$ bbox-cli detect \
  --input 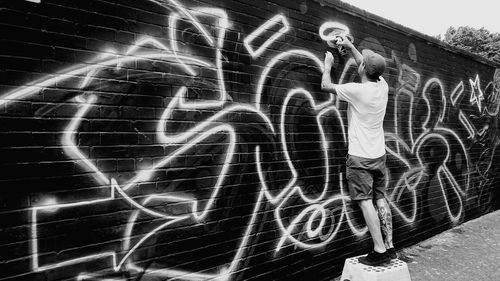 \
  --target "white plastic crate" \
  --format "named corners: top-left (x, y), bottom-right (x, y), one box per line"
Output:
top-left (340, 255), bottom-right (411, 281)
